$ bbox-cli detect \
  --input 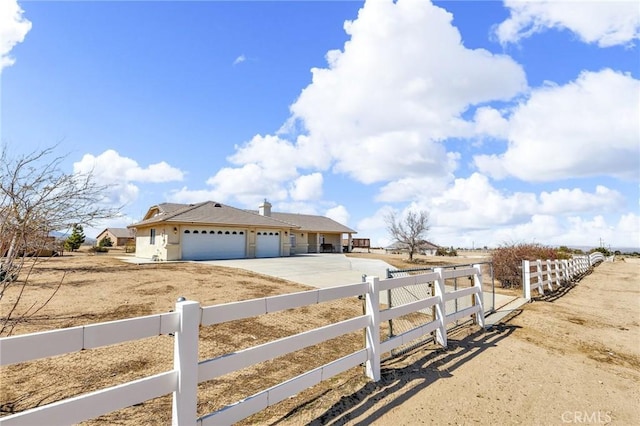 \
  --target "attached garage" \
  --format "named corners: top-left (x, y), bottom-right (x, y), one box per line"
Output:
top-left (256, 231), bottom-right (281, 258)
top-left (182, 229), bottom-right (246, 260)
top-left (129, 200), bottom-right (356, 261)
